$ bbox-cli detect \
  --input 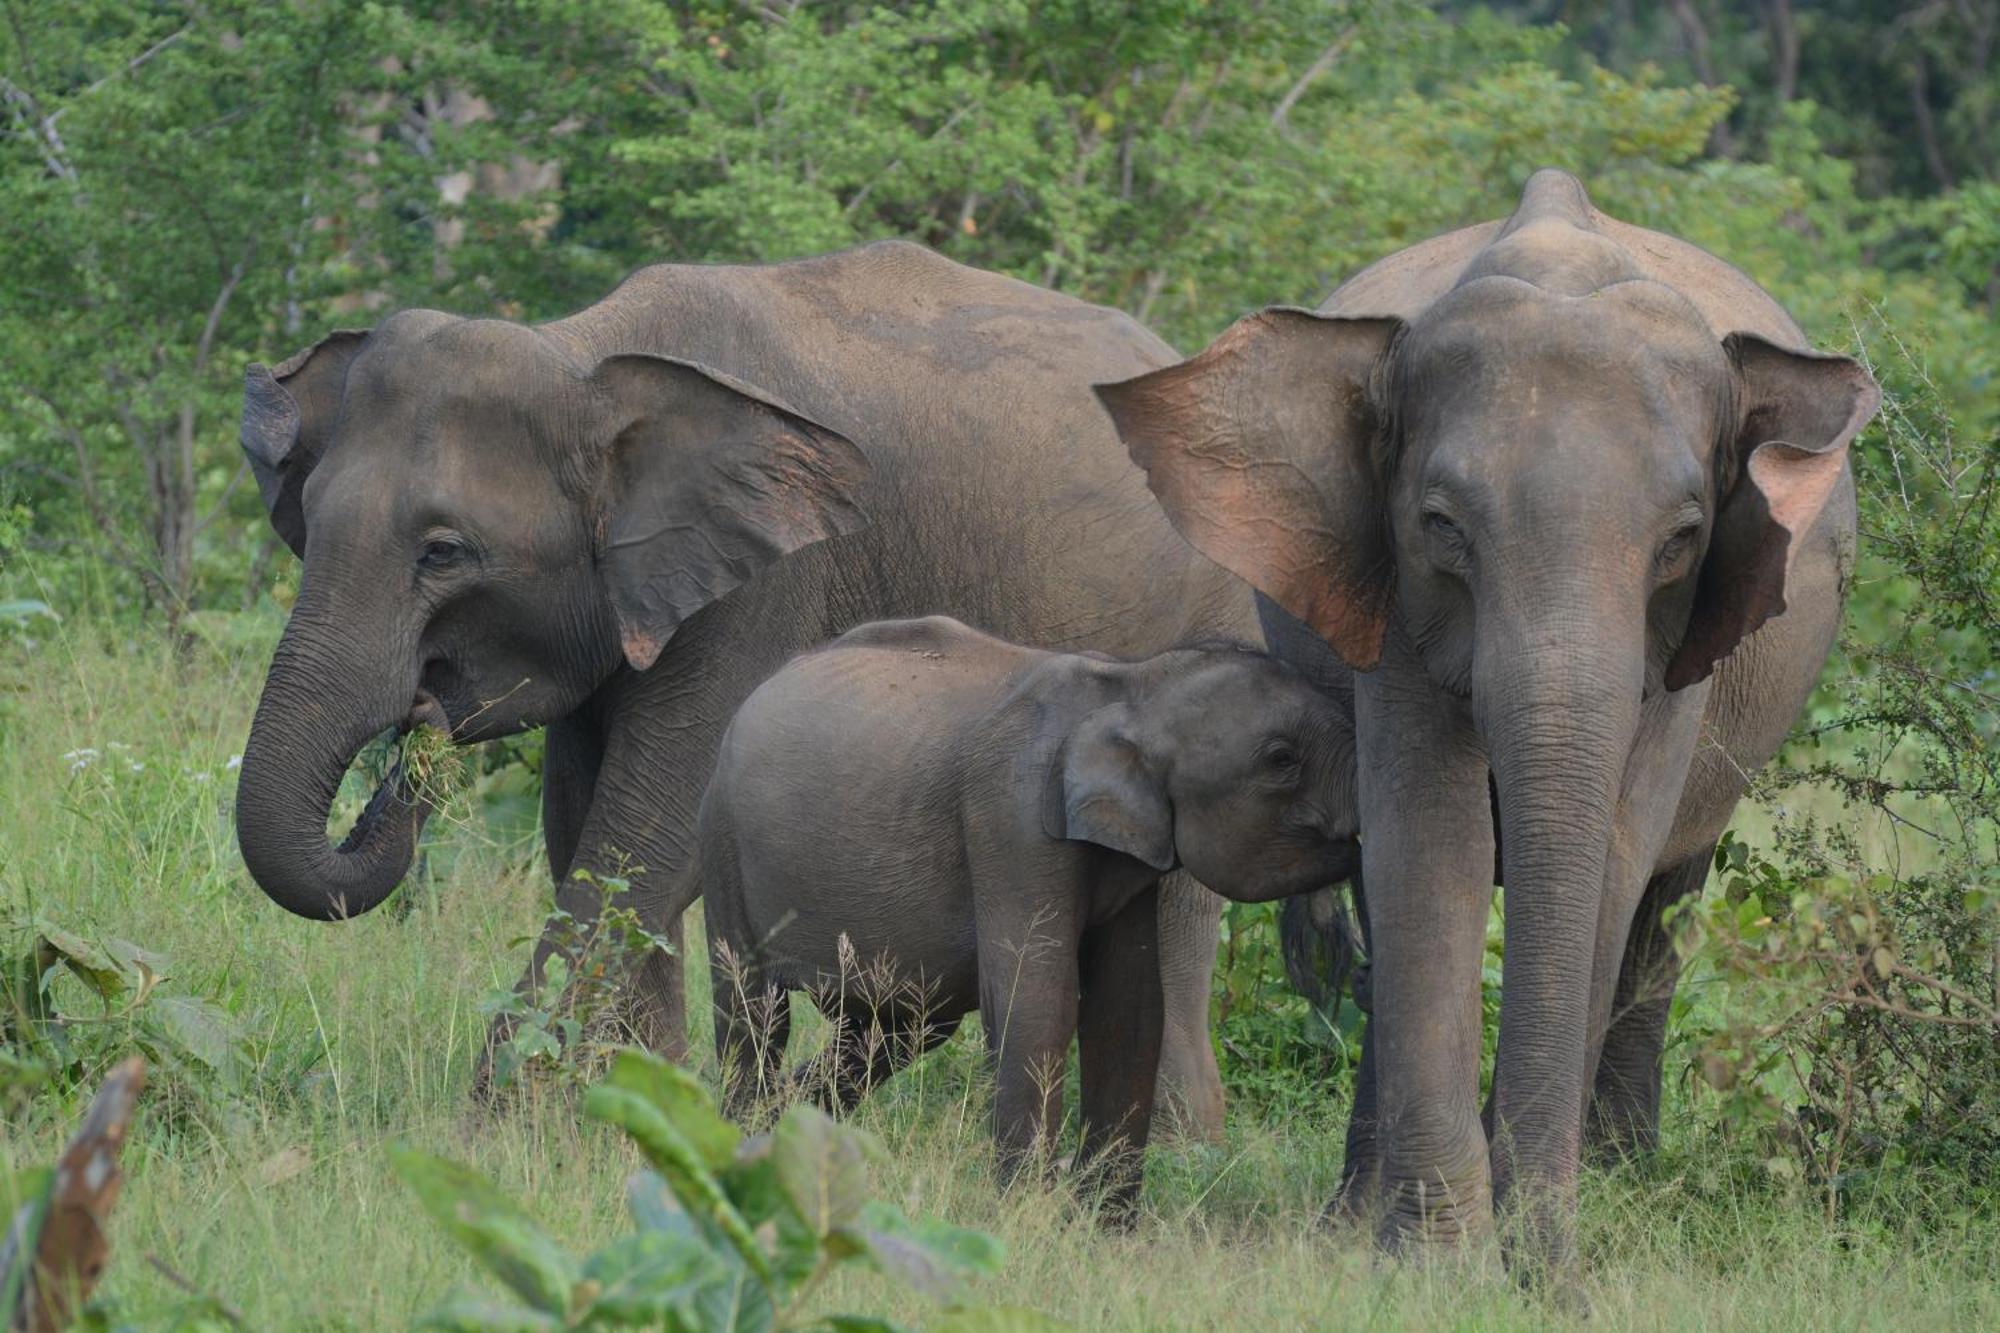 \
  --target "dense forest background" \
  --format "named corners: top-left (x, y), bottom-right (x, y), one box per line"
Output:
top-left (2, 0), bottom-right (1995, 623)
top-left (3, 0), bottom-right (1997, 1261)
